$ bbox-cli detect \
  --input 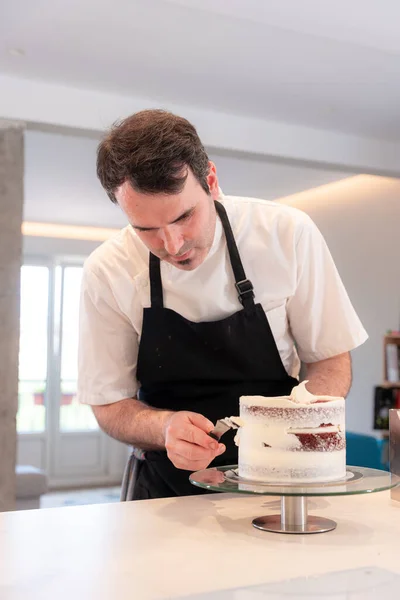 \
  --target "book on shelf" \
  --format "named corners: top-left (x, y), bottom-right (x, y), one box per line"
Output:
top-left (386, 343), bottom-right (400, 382)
